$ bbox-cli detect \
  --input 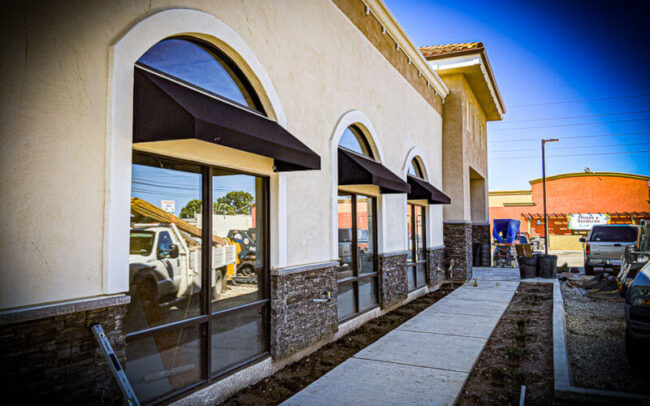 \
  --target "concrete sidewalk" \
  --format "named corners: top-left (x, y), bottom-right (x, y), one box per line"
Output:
top-left (282, 268), bottom-right (520, 406)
